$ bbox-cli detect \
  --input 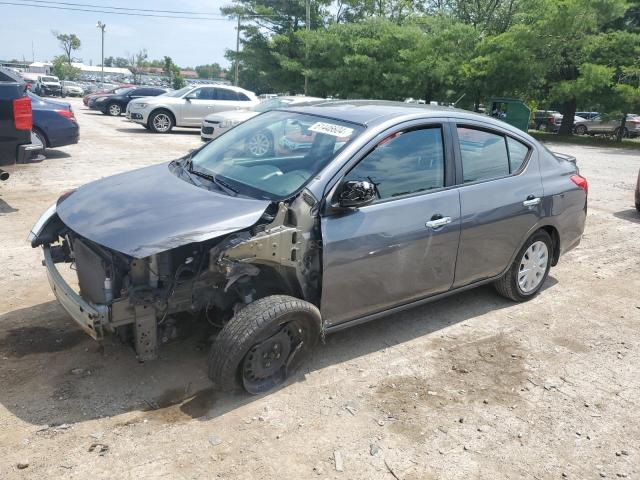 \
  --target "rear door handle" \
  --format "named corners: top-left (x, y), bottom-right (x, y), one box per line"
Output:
top-left (426, 216), bottom-right (452, 228)
top-left (523, 196), bottom-right (541, 207)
